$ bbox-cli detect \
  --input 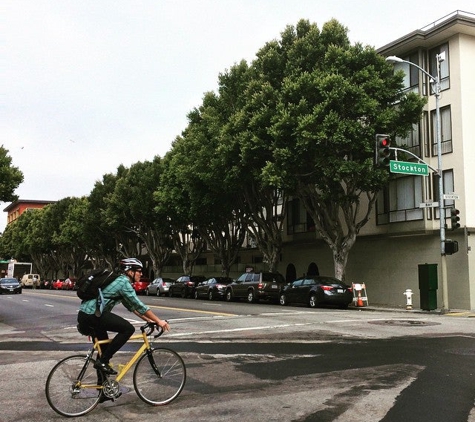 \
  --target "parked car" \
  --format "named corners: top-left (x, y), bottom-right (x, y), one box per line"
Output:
top-left (194, 277), bottom-right (234, 300)
top-left (51, 279), bottom-right (65, 290)
top-left (62, 278), bottom-right (77, 290)
top-left (132, 277), bottom-right (150, 295)
top-left (40, 279), bottom-right (51, 289)
top-left (20, 273), bottom-right (41, 288)
top-left (169, 275), bottom-right (206, 298)
top-left (279, 276), bottom-right (353, 309)
top-left (0, 278), bottom-right (22, 294)
top-left (146, 277), bottom-right (175, 297)
top-left (225, 271), bottom-right (286, 303)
